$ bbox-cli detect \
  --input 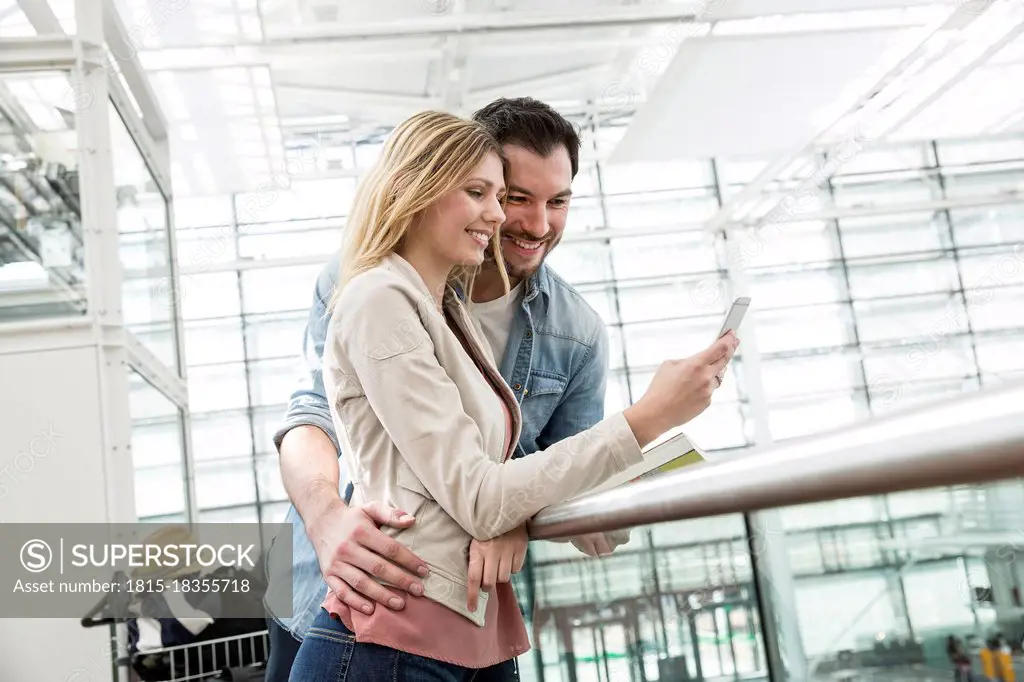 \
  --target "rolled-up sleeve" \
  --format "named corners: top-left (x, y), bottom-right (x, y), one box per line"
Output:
top-left (272, 262), bottom-right (341, 457)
